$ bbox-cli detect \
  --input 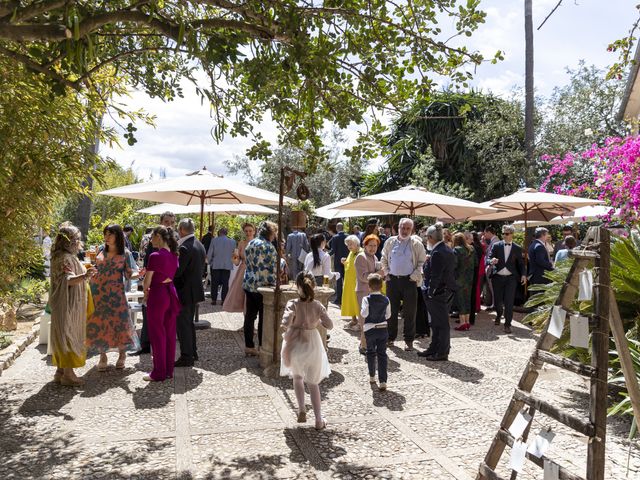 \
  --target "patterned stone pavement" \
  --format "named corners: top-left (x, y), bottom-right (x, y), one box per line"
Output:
top-left (0, 304), bottom-right (638, 479)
